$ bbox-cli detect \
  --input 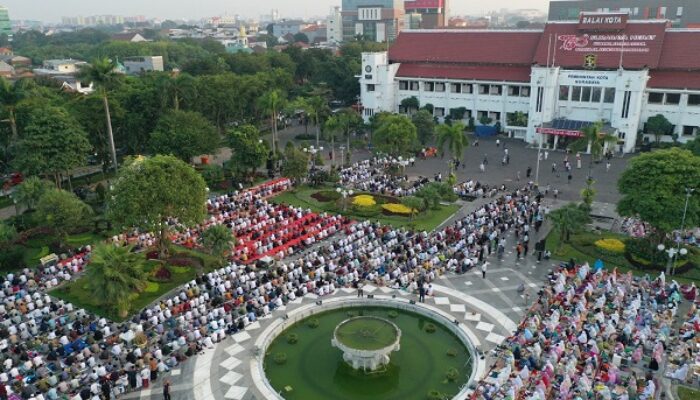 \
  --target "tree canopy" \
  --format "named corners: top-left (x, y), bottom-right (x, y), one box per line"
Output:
top-left (372, 114), bottom-right (417, 157)
top-left (646, 114), bottom-right (672, 143)
top-left (107, 155), bottom-right (208, 255)
top-left (617, 148), bottom-right (700, 240)
top-left (149, 109), bottom-right (220, 162)
top-left (412, 109), bottom-right (435, 145)
top-left (36, 189), bottom-right (93, 244)
top-left (227, 124), bottom-right (268, 179)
